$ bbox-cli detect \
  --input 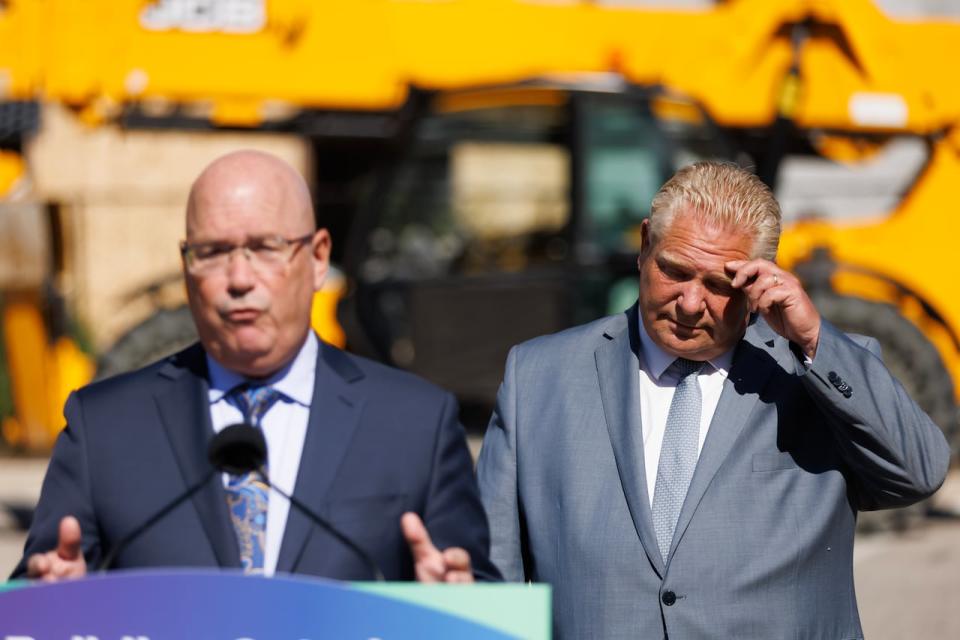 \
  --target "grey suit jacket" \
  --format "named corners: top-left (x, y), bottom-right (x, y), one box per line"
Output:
top-left (477, 305), bottom-right (950, 639)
